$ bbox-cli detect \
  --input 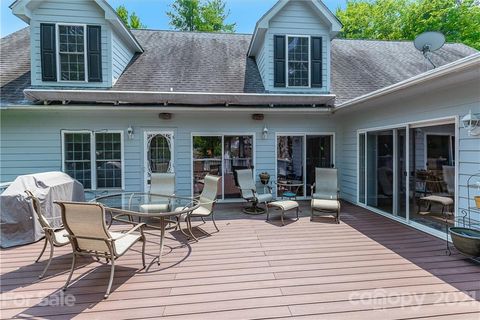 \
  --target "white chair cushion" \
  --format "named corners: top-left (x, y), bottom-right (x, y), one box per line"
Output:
top-left (140, 203), bottom-right (170, 213)
top-left (420, 195), bottom-right (454, 206)
top-left (311, 199), bottom-right (340, 211)
top-left (53, 228), bottom-right (70, 245)
top-left (257, 193), bottom-right (273, 203)
top-left (269, 200), bottom-right (299, 211)
top-left (111, 231), bottom-right (142, 256)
